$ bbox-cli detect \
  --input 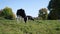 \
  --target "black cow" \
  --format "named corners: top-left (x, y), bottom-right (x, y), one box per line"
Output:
top-left (16, 9), bottom-right (27, 23)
